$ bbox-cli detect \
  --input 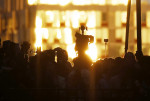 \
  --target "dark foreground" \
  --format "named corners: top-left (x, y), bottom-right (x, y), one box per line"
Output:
top-left (0, 40), bottom-right (150, 101)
